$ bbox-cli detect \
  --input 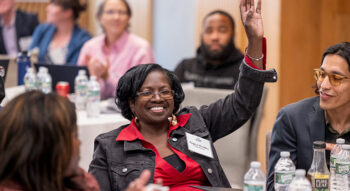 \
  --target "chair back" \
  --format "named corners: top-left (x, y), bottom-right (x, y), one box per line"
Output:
top-left (181, 86), bottom-right (268, 189)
